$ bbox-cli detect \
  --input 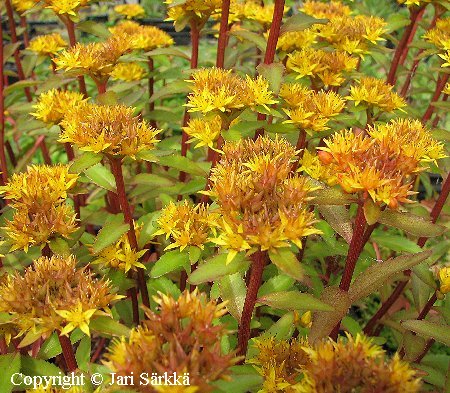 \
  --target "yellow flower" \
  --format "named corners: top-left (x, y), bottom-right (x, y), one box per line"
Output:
top-left (209, 136), bottom-right (320, 255)
top-left (347, 76), bottom-right (407, 112)
top-left (104, 290), bottom-right (237, 392)
top-left (31, 89), bottom-right (87, 125)
top-left (166, 0), bottom-right (222, 30)
top-left (28, 33), bottom-right (67, 57)
top-left (0, 255), bottom-right (121, 341)
top-left (110, 22), bottom-right (174, 51)
top-left (438, 266), bottom-right (450, 294)
top-left (54, 34), bottom-right (132, 83)
top-left (60, 103), bottom-right (160, 158)
top-left (443, 82), bottom-right (450, 95)
top-left (423, 17), bottom-right (450, 51)
top-left (301, 0), bottom-right (351, 19)
top-left (42, 0), bottom-right (91, 16)
top-left (277, 29), bottom-right (317, 53)
top-left (11, 0), bottom-right (36, 14)
top-left (110, 62), bottom-right (146, 81)
top-left (186, 67), bottom-right (277, 114)
top-left (114, 3), bottom-right (145, 19)
top-left (439, 50), bottom-right (450, 67)
top-left (299, 150), bottom-right (337, 185)
top-left (398, 0), bottom-right (432, 7)
top-left (287, 49), bottom-right (359, 87)
top-left (56, 301), bottom-right (97, 337)
top-left (155, 200), bottom-right (217, 251)
top-left (184, 115), bottom-right (222, 149)
top-left (281, 84), bottom-right (346, 132)
top-left (243, 1), bottom-right (288, 27)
